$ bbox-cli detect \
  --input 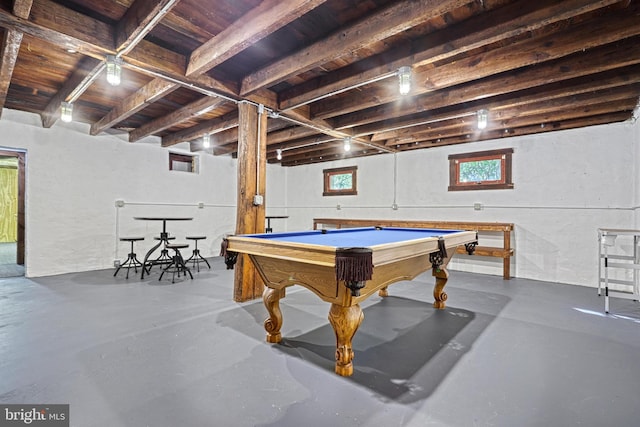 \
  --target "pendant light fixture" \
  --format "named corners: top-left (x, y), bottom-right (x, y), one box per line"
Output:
top-left (477, 109), bottom-right (489, 130)
top-left (343, 137), bottom-right (351, 152)
top-left (106, 55), bottom-right (123, 86)
top-left (60, 101), bottom-right (73, 122)
top-left (397, 66), bottom-right (412, 95)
